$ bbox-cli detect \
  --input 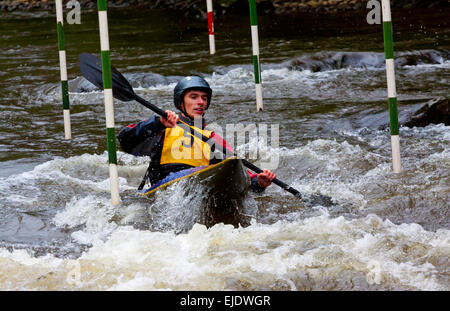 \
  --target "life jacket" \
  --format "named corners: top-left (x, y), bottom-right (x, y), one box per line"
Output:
top-left (160, 122), bottom-right (214, 167)
top-left (128, 114), bottom-right (260, 190)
